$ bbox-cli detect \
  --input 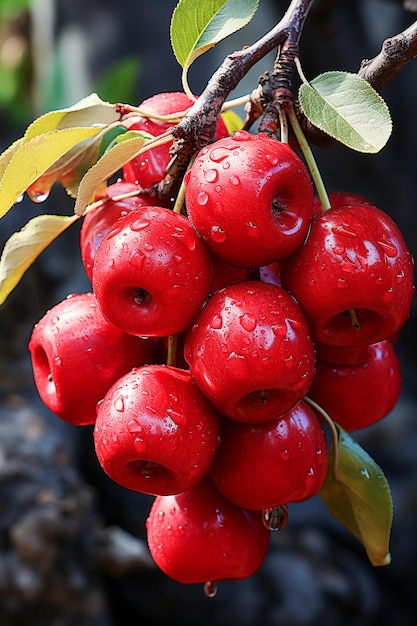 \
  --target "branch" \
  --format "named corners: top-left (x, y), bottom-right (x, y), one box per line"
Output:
top-left (358, 18), bottom-right (417, 92)
top-left (158, 0), bottom-right (314, 198)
